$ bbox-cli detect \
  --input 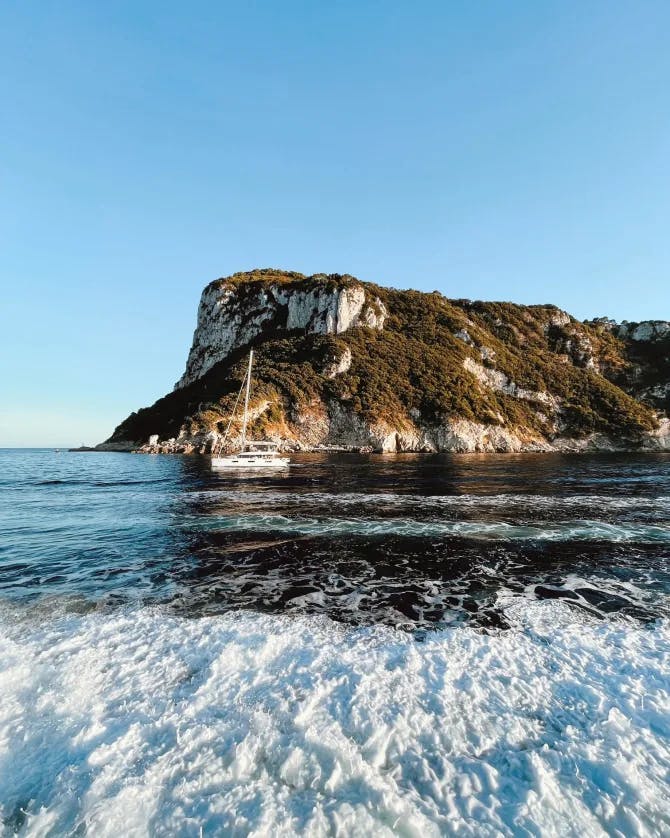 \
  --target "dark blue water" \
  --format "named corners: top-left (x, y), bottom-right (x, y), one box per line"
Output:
top-left (2, 449), bottom-right (670, 627)
top-left (2, 449), bottom-right (670, 835)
